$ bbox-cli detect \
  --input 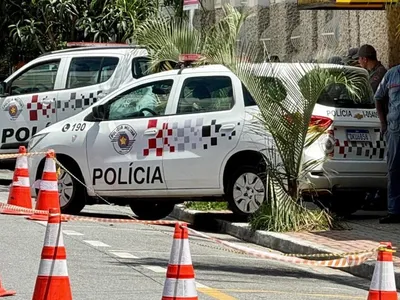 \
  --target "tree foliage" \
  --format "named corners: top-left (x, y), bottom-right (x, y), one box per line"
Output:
top-left (0, 0), bottom-right (161, 71)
